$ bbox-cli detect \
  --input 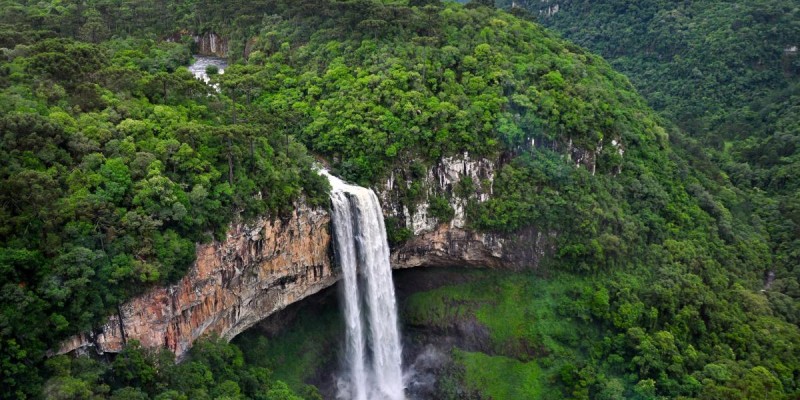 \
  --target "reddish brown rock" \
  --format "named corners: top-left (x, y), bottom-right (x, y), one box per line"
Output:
top-left (59, 205), bottom-right (334, 359)
top-left (58, 156), bottom-right (557, 359)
